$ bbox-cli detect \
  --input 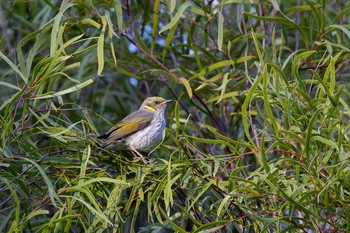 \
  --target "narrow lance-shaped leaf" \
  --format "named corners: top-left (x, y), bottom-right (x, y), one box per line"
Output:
top-left (179, 77), bottom-right (193, 99)
top-left (151, 0), bottom-right (161, 56)
top-left (113, 0), bottom-right (123, 32)
top-left (304, 108), bottom-right (322, 160)
top-left (291, 50), bottom-right (316, 89)
top-left (217, 7), bottom-right (224, 51)
top-left (21, 157), bottom-right (63, 207)
top-left (50, 1), bottom-right (76, 55)
top-left (190, 57), bottom-right (253, 81)
top-left (81, 19), bottom-right (101, 29)
top-left (242, 72), bottom-right (264, 145)
top-left (262, 65), bottom-right (279, 136)
top-left (104, 10), bottom-right (118, 66)
top-left (214, 72), bottom-right (230, 104)
top-left (33, 79), bottom-right (94, 102)
top-left (169, 0), bottom-right (176, 14)
top-left (0, 52), bottom-right (26, 83)
top-left (159, 1), bottom-right (205, 34)
top-left (97, 16), bottom-right (107, 75)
